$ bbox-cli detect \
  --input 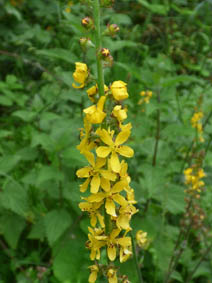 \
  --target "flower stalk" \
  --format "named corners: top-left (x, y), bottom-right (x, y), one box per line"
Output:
top-left (93, 0), bottom-right (105, 96)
